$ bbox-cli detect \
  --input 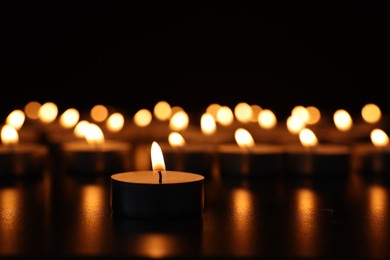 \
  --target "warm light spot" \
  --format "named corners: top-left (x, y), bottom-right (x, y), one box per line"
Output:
top-left (206, 103), bottom-right (222, 120)
top-left (74, 120), bottom-right (90, 138)
top-left (1, 125), bottom-right (19, 145)
top-left (306, 106), bottom-right (321, 125)
top-left (136, 234), bottom-right (175, 259)
top-left (258, 109), bottom-right (277, 129)
top-left (90, 104), bottom-right (109, 123)
top-left (286, 114), bottom-right (305, 134)
top-left (154, 100), bottom-right (172, 121)
top-left (24, 101), bottom-right (41, 120)
top-left (134, 109), bottom-right (152, 127)
top-left (106, 112), bottom-right (124, 133)
top-left (297, 188), bottom-right (316, 215)
top-left (169, 110), bottom-right (189, 131)
top-left (216, 106), bottom-right (234, 126)
top-left (291, 106), bottom-right (309, 124)
top-left (59, 108), bottom-right (80, 129)
top-left (38, 102), bottom-right (58, 124)
top-left (369, 185), bottom-right (387, 222)
top-left (170, 106), bottom-right (185, 116)
top-left (299, 128), bottom-right (318, 148)
top-left (84, 123), bottom-right (104, 146)
top-left (201, 113), bottom-right (217, 136)
top-left (250, 104), bottom-right (262, 123)
top-left (151, 141), bottom-right (166, 171)
top-left (234, 102), bottom-right (253, 124)
top-left (168, 132), bottom-right (186, 148)
top-left (235, 128), bottom-right (255, 149)
top-left (362, 103), bottom-right (381, 124)
top-left (6, 110), bottom-right (25, 130)
top-left (371, 128), bottom-right (389, 148)
top-left (333, 109), bottom-right (353, 131)
top-left (232, 188), bottom-right (253, 217)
